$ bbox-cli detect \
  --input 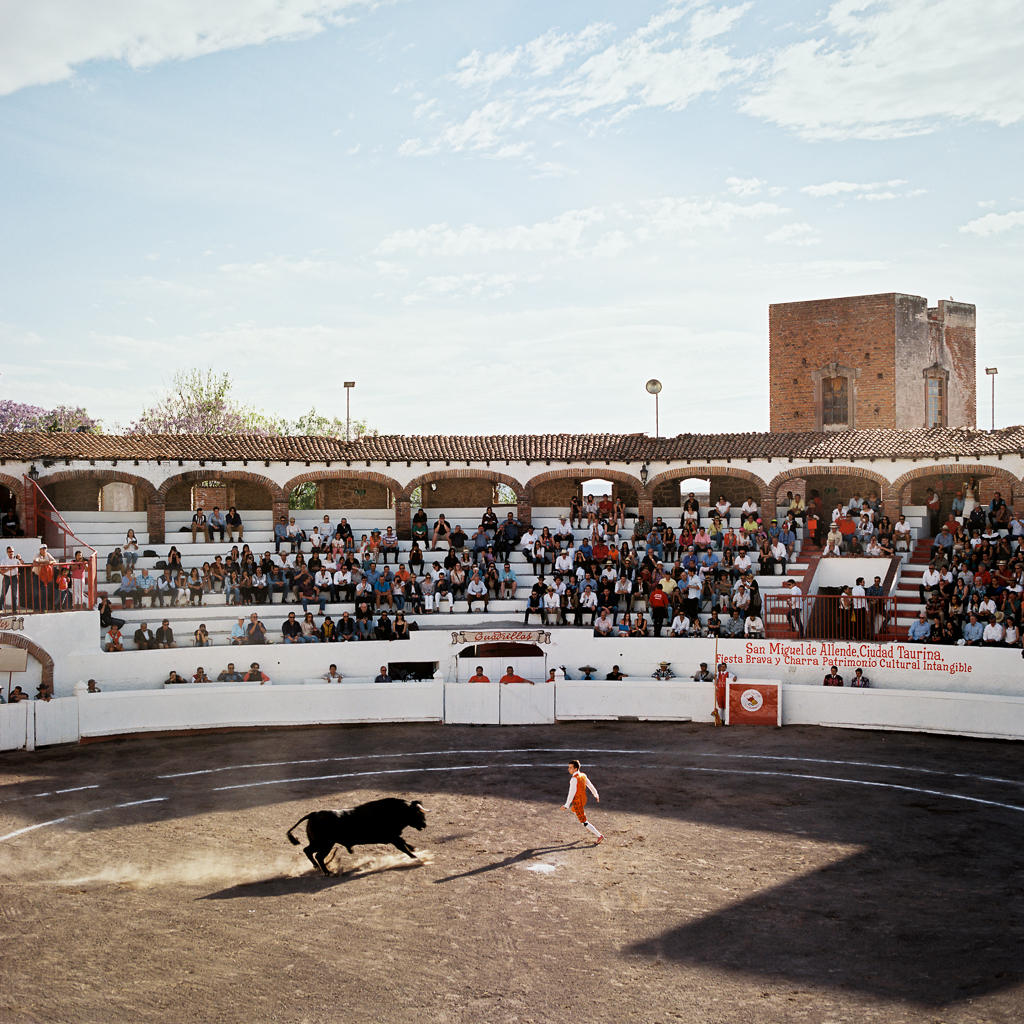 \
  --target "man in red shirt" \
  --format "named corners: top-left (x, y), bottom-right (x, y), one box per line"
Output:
top-left (648, 583), bottom-right (670, 637)
top-left (499, 666), bottom-right (532, 685)
top-left (468, 666), bottom-right (490, 682)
